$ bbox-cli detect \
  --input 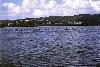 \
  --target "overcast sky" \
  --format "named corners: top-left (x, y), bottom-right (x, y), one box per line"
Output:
top-left (0, 0), bottom-right (100, 20)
